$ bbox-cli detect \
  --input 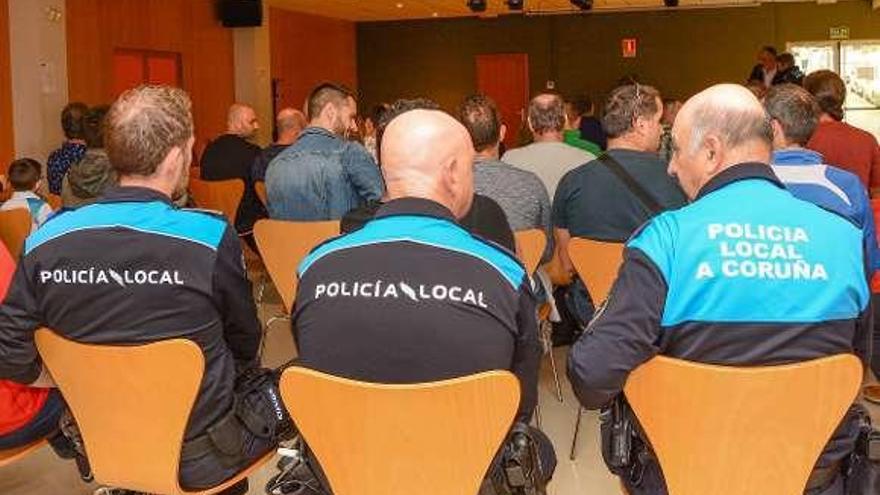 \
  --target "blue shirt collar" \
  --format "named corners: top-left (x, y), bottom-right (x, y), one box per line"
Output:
top-left (772, 148), bottom-right (824, 166)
